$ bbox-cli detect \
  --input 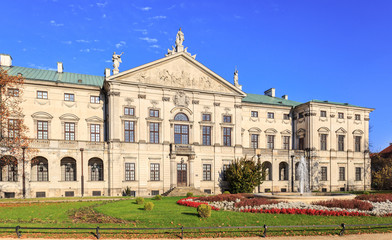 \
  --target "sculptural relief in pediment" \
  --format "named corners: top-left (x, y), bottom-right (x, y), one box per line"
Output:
top-left (119, 58), bottom-right (233, 94)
